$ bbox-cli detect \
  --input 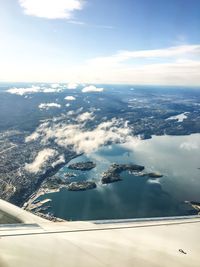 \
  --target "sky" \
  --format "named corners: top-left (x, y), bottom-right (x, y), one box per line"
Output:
top-left (0, 0), bottom-right (200, 85)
